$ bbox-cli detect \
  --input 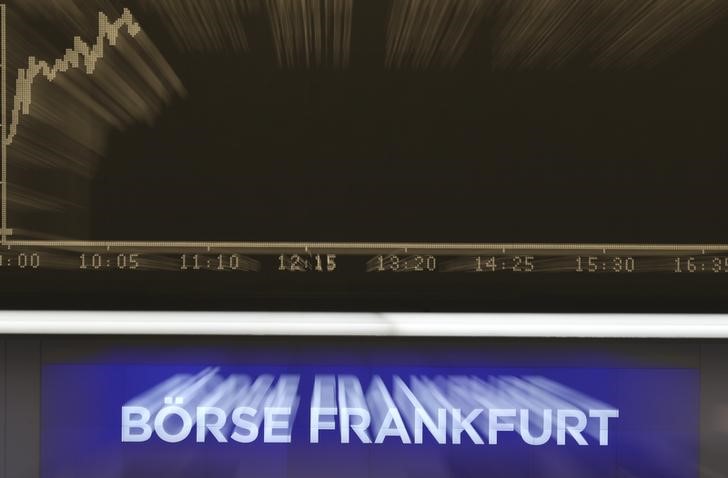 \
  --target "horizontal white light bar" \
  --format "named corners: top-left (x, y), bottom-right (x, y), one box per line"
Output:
top-left (0, 312), bottom-right (726, 338)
